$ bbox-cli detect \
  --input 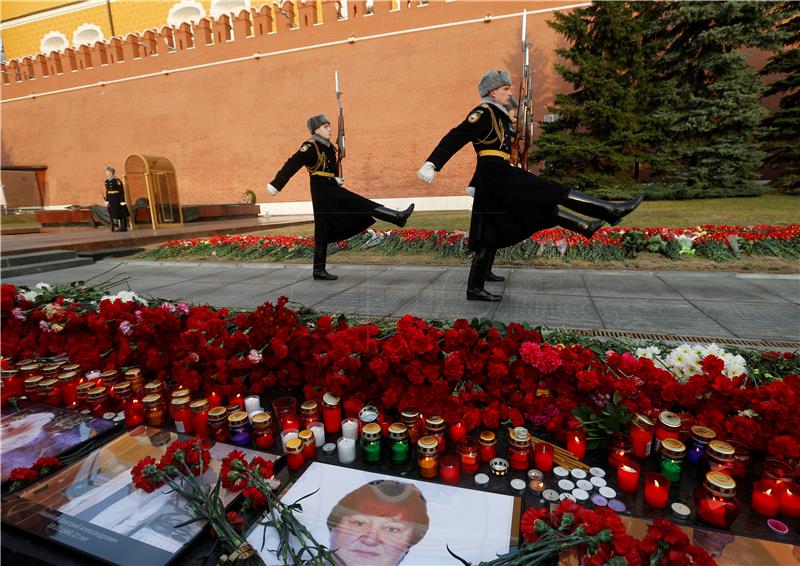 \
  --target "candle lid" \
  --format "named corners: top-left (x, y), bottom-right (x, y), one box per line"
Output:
top-left (102, 411), bottom-right (117, 420)
top-left (24, 375), bottom-right (43, 386)
top-left (359, 404), bottom-right (379, 422)
top-left (558, 479), bottom-right (575, 491)
top-left (144, 381), bottom-right (163, 392)
top-left (299, 429), bottom-right (315, 443)
top-left (577, 480), bottom-right (593, 491)
top-left (322, 392), bottom-right (340, 406)
top-left (190, 398), bottom-right (210, 412)
top-left (570, 468), bottom-right (587, 480)
top-left (251, 411), bottom-right (272, 425)
top-left (38, 378), bottom-right (58, 388)
top-left (20, 363), bottom-right (41, 372)
top-left (300, 400), bottom-right (318, 412)
top-left (607, 499), bottom-right (626, 512)
top-left (142, 393), bottom-right (162, 405)
top-left (705, 471), bottom-right (736, 496)
top-left (322, 442), bottom-right (336, 455)
top-left (87, 386), bottom-right (107, 400)
top-left (113, 414), bottom-right (125, 423)
top-left (425, 415), bottom-right (445, 428)
top-left (1, 369), bottom-right (18, 379)
top-left (690, 425), bottom-right (716, 442)
top-left (671, 502), bottom-right (691, 519)
top-left (171, 388), bottom-right (190, 399)
top-left (114, 381), bottom-right (132, 394)
top-left (661, 438), bottom-right (686, 458)
top-left (76, 381), bottom-right (95, 393)
top-left (489, 458), bottom-right (509, 474)
top-left (100, 369), bottom-right (118, 379)
top-left (589, 467), bottom-right (606, 478)
top-left (590, 476), bottom-right (607, 488)
top-left (417, 435), bottom-right (439, 452)
top-left (62, 363), bottom-right (81, 372)
top-left (479, 431), bottom-right (496, 445)
top-left (208, 406), bottom-right (227, 420)
top-left (572, 488), bottom-right (589, 501)
top-left (124, 367), bottom-right (141, 375)
top-left (362, 422), bottom-right (382, 440)
top-left (559, 493), bottom-right (576, 502)
top-left (553, 466), bottom-right (569, 478)
top-left (285, 438), bottom-right (303, 453)
top-left (388, 423), bottom-right (408, 439)
top-left (227, 410), bottom-right (249, 425)
top-left (527, 469), bottom-right (544, 481)
top-left (767, 519), bottom-right (789, 535)
top-left (542, 489), bottom-right (559, 502)
top-left (599, 486), bottom-right (617, 499)
top-left (171, 396), bottom-right (191, 407)
top-left (632, 413), bottom-right (655, 430)
top-left (511, 427), bottom-right (530, 442)
top-left (474, 473), bottom-right (490, 487)
top-left (658, 411), bottom-right (682, 429)
top-left (510, 478), bottom-right (526, 492)
top-left (400, 407), bottom-right (420, 420)
top-left (591, 494), bottom-right (608, 507)
top-left (58, 370), bottom-right (78, 382)
top-left (42, 364), bottom-right (61, 374)
top-left (708, 440), bottom-right (735, 456)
